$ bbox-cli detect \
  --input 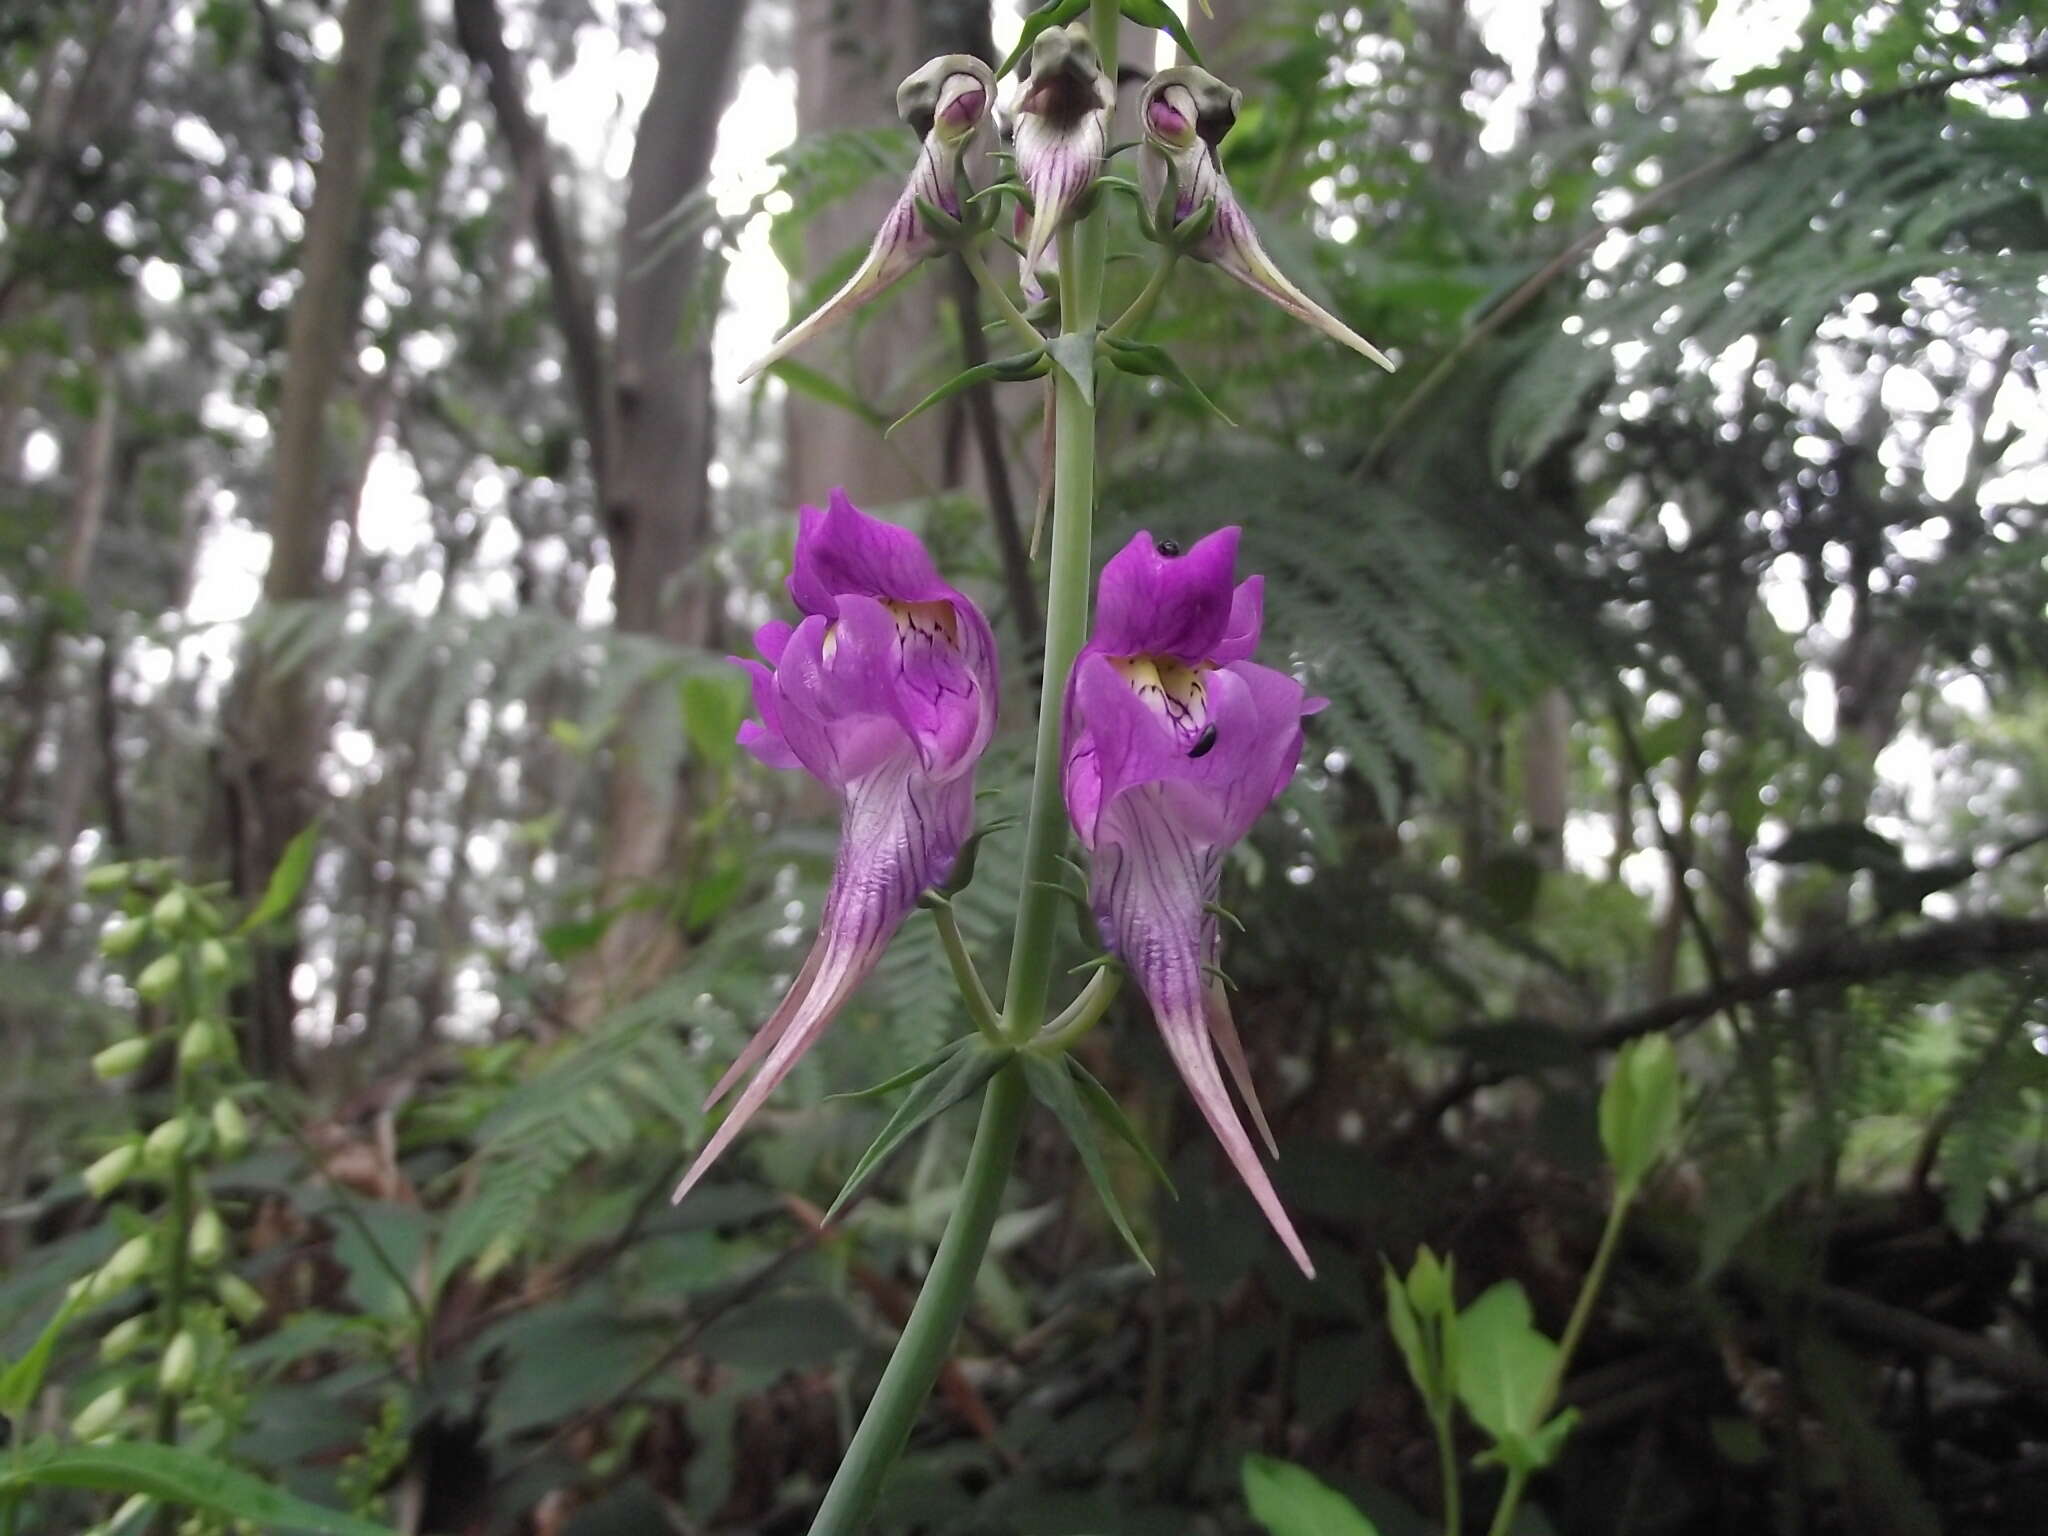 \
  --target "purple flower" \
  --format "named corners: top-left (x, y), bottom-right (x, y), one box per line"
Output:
top-left (1013, 23), bottom-right (1114, 284)
top-left (1063, 528), bottom-right (1324, 1276)
top-left (674, 491), bottom-right (999, 1202)
top-left (1140, 67), bottom-right (1394, 373)
top-left (740, 56), bottom-right (995, 381)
